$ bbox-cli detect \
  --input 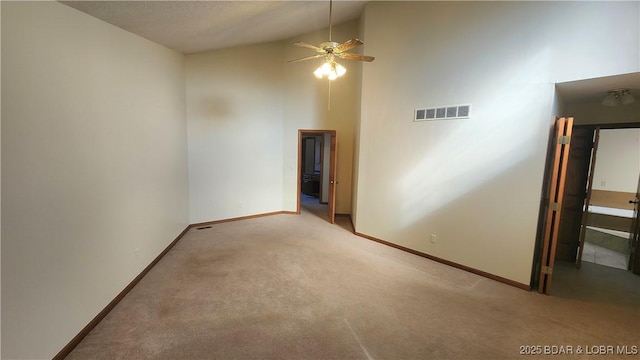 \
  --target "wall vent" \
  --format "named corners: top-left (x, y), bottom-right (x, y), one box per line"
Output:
top-left (414, 104), bottom-right (471, 122)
